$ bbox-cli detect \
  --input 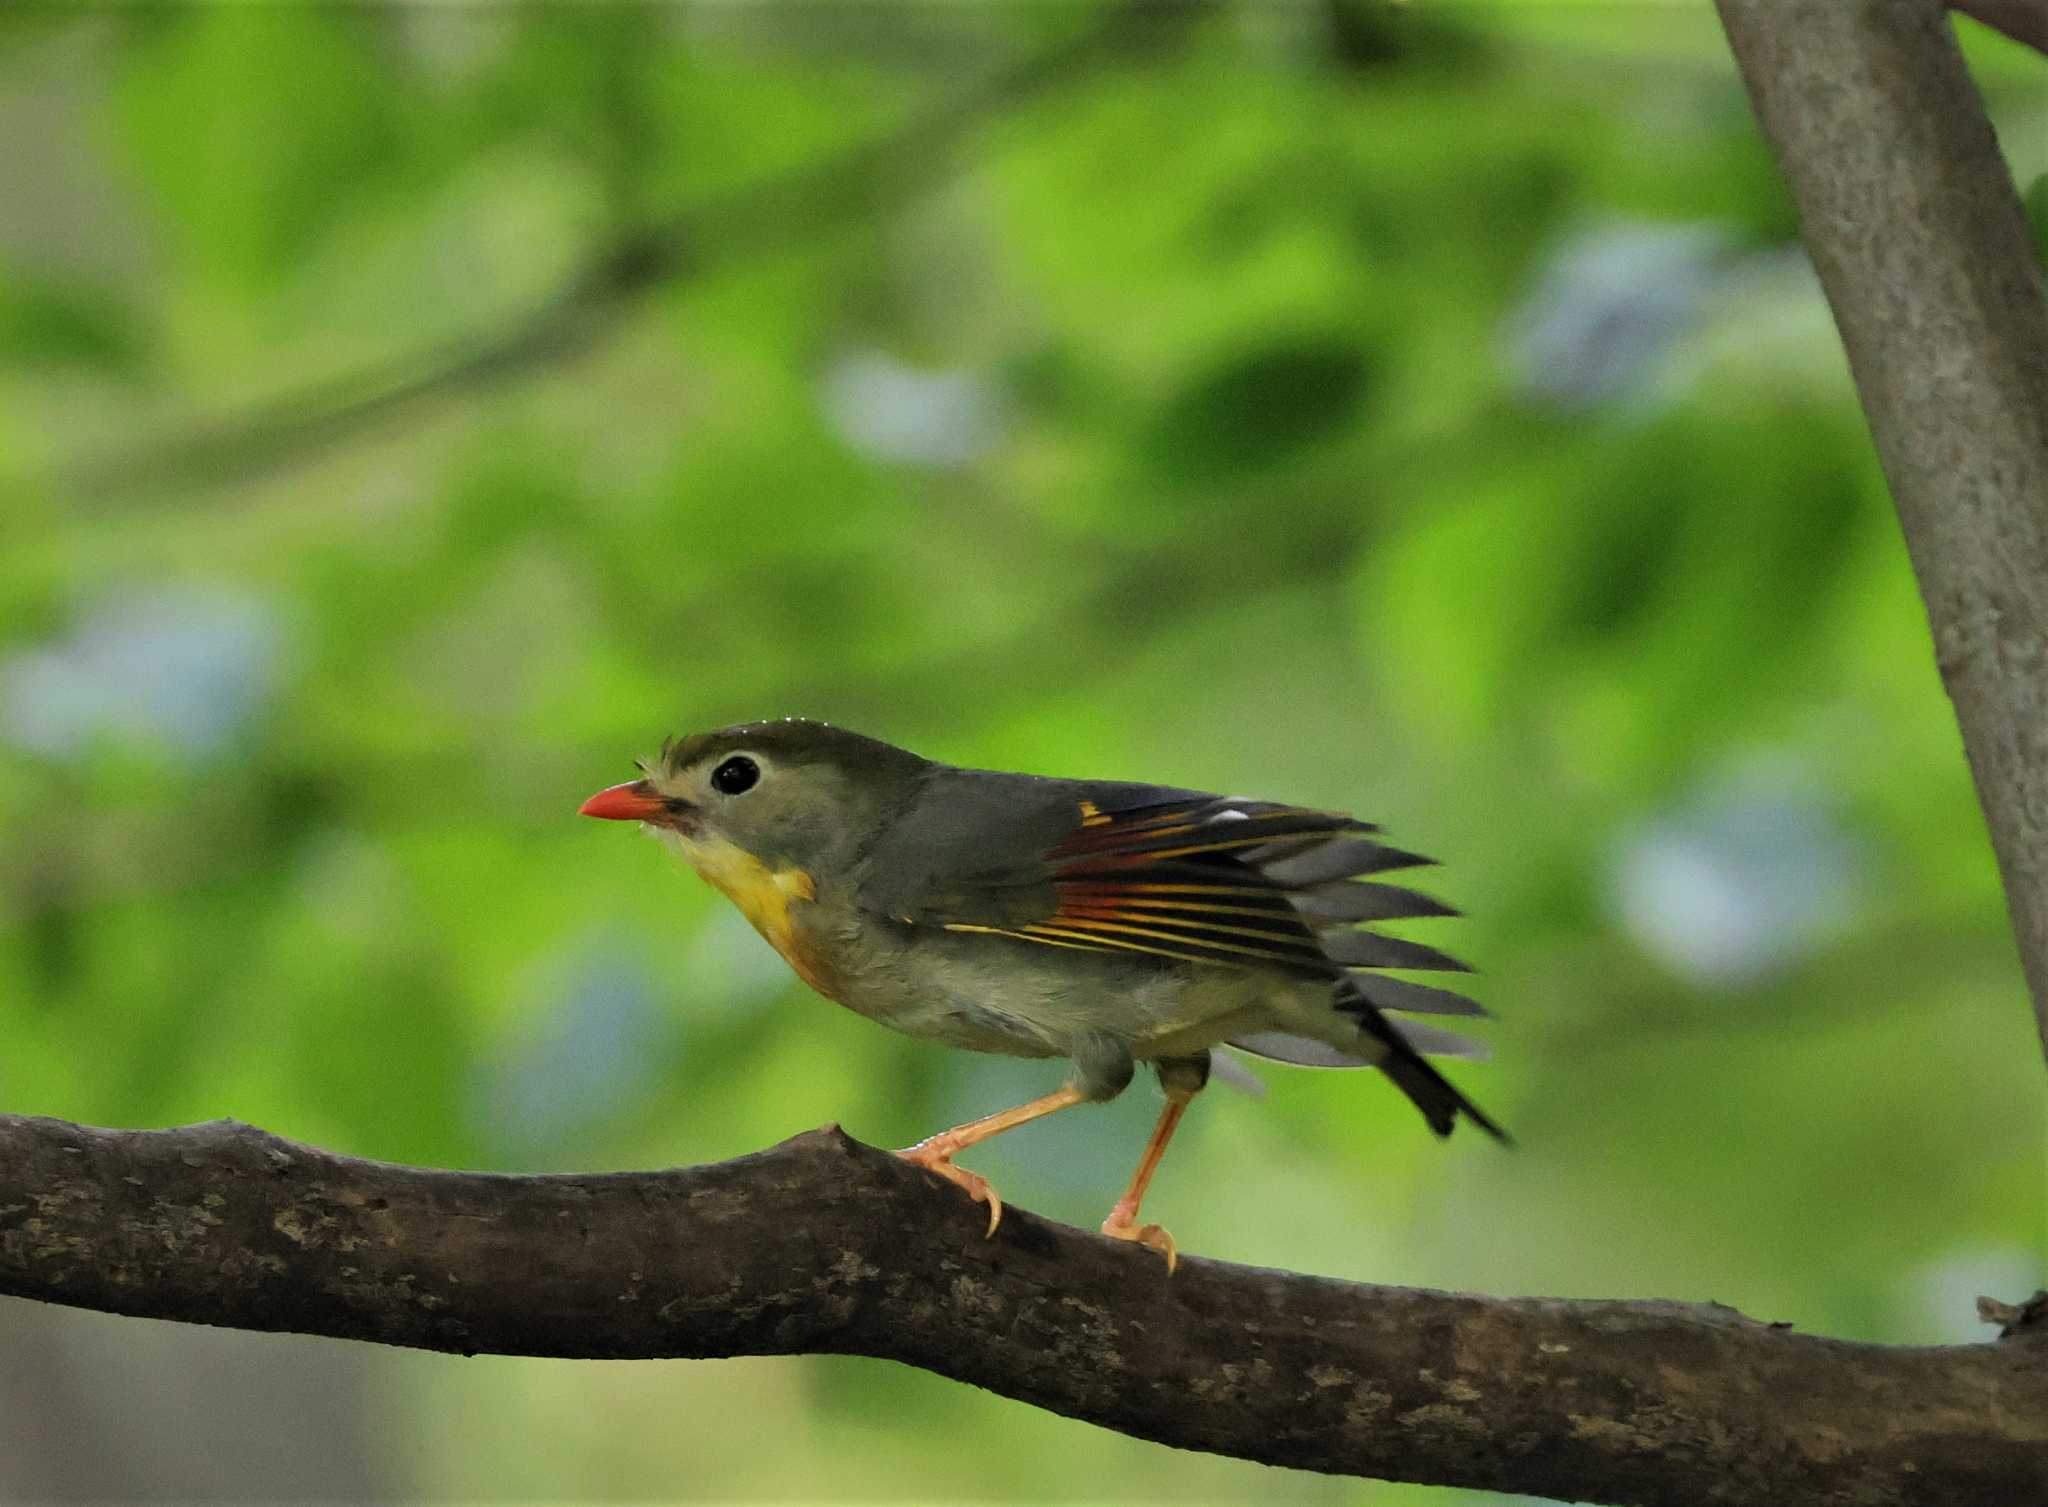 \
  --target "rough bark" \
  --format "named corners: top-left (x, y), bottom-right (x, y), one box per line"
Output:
top-left (2, 1114), bottom-right (2043, 1507)
top-left (1714, 0), bottom-right (2048, 1057)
